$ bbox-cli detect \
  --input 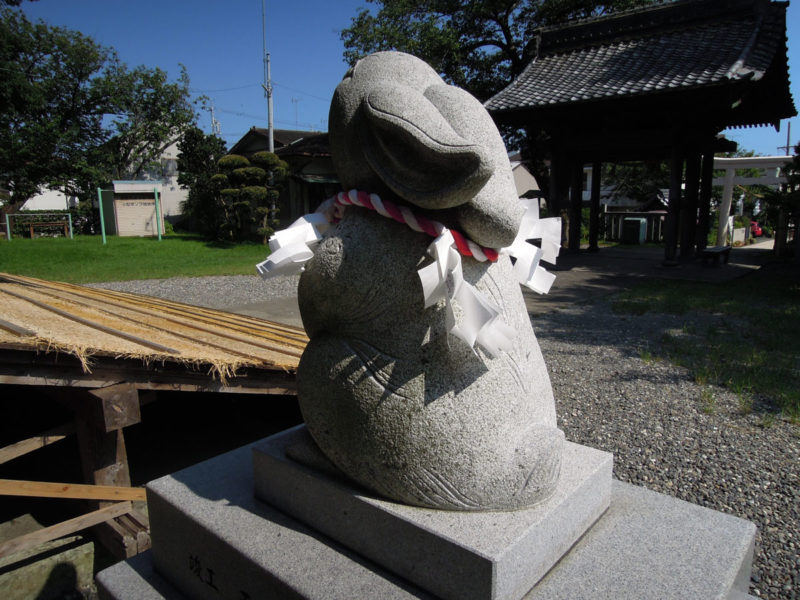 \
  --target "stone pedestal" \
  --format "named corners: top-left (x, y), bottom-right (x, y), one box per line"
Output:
top-left (97, 427), bottom-right (757, 600)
